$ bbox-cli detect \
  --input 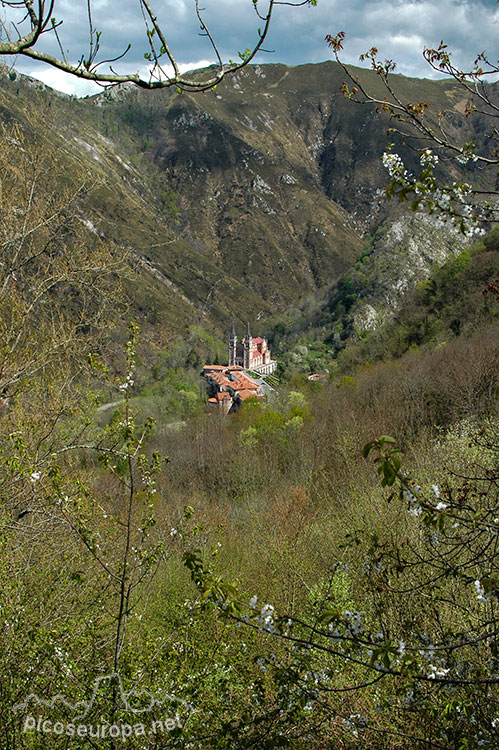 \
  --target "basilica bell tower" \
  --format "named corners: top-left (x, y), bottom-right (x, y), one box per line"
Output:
top-left (228, 322), bottom-right (237, 367)
top-left (243, 322), bottom-right (252, 370)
